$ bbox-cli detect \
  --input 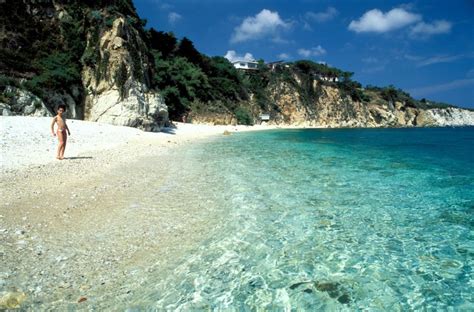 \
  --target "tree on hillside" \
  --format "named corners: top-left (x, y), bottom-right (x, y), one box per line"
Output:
top-left (153, 52), bottom-right (210, 119)
top-left (176, 37), bottom-right (203, 66)
top-left (341, 71), bottom-right (354, 82)
top-left (201, 56), bottom-right (247, 102)
top-left (148, 28), bottom-right (177, 59)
